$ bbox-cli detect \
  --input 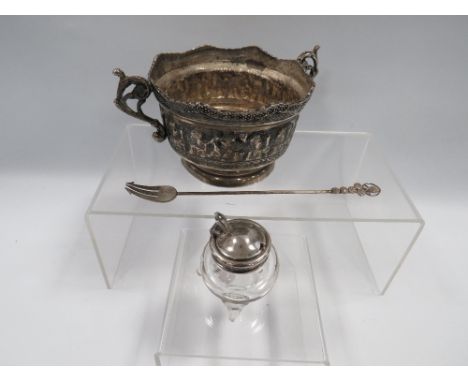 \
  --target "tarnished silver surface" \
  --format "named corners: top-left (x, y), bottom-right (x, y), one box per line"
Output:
top-left (113, 45), bottom-right (320, 187)
top-left (124, 181), bottom-right (381, 203)
top-left (209, 212), bottom-right (272, 273)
